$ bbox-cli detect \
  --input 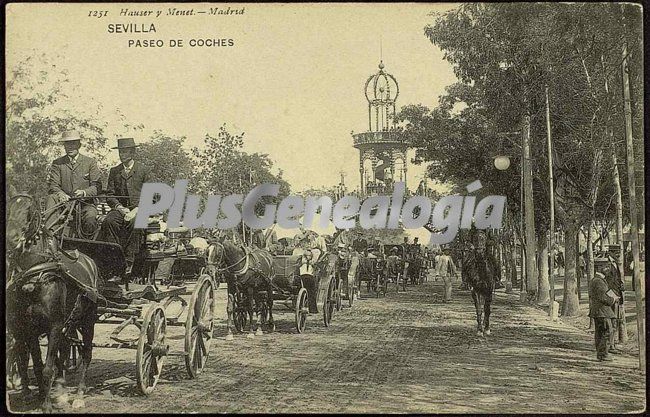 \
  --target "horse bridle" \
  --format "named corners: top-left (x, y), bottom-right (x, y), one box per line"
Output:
top-left (213, 242), bottom-right (250, 276)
